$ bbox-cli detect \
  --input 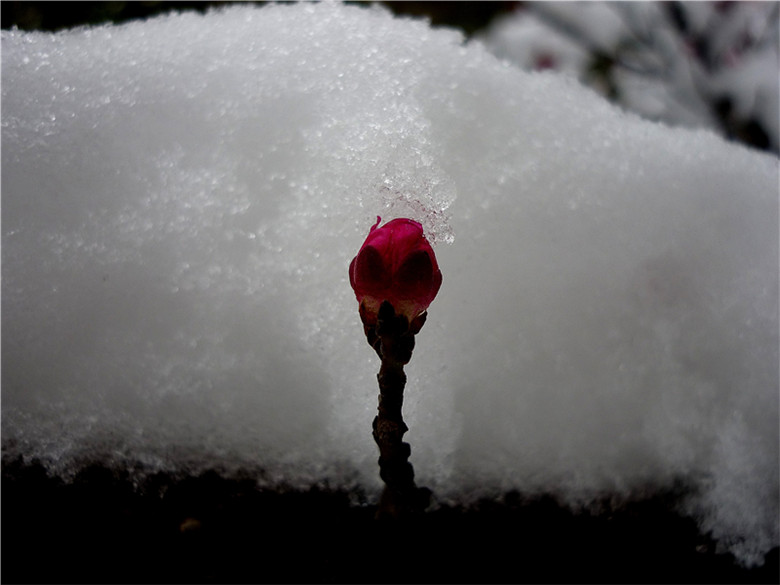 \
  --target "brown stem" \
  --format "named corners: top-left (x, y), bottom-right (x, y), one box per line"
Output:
top-left (363, 301), bottom-right (430, 520)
